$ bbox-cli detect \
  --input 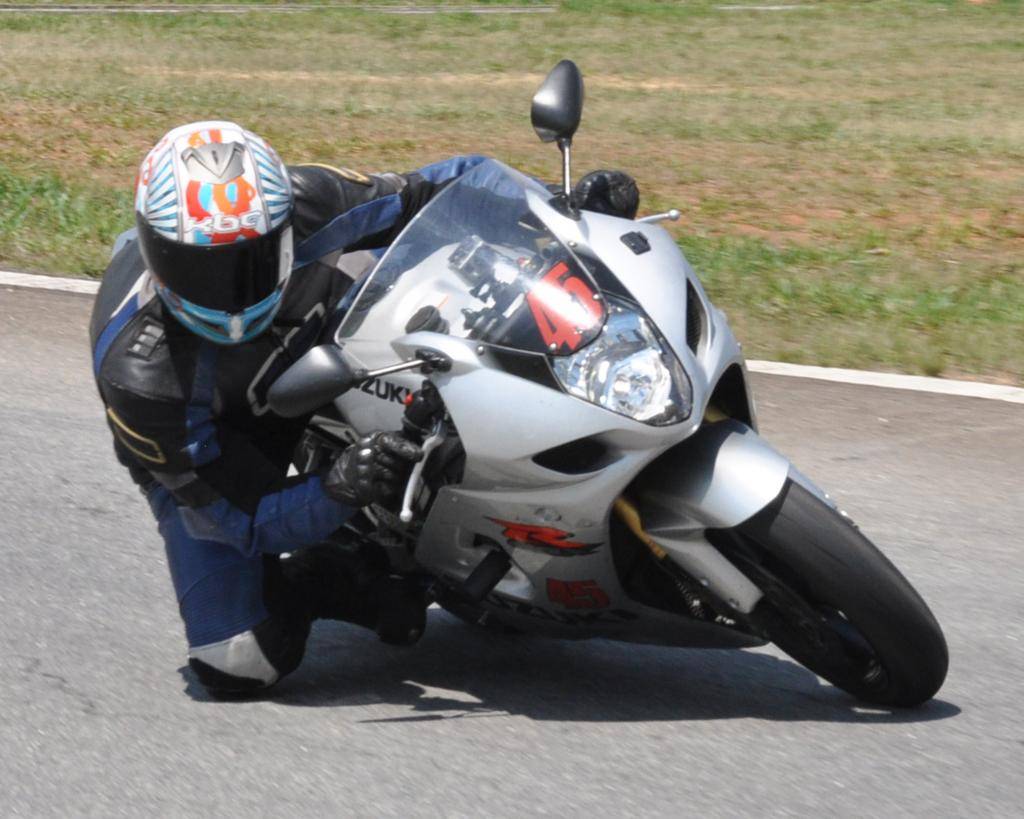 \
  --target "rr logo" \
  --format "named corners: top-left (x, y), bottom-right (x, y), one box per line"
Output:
top-left (487, 518), bottom-right (600, 556)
